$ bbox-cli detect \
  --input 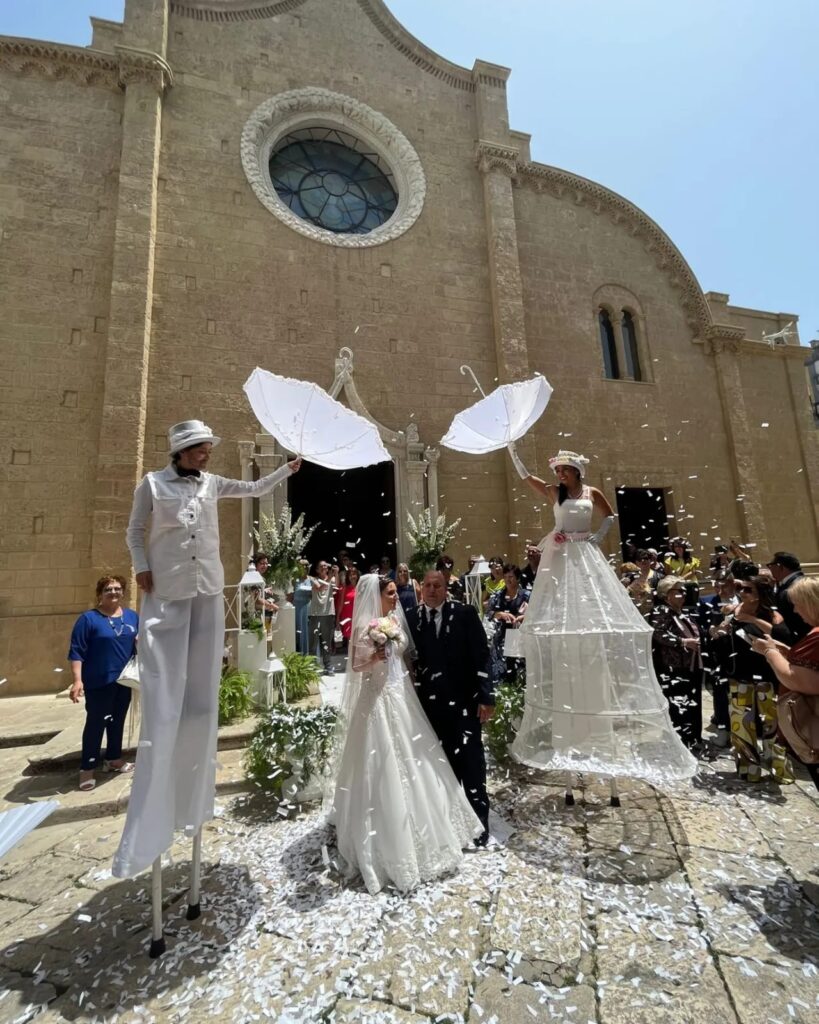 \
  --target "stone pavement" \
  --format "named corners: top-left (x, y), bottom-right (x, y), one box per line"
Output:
top-left (1, 748), bottom-right (818, 1024)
